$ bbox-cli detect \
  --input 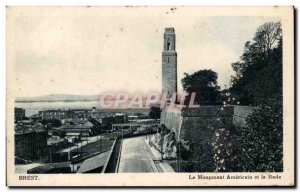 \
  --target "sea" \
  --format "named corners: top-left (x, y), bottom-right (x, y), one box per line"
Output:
top-left (15, 100), bottom-right (150, 117)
